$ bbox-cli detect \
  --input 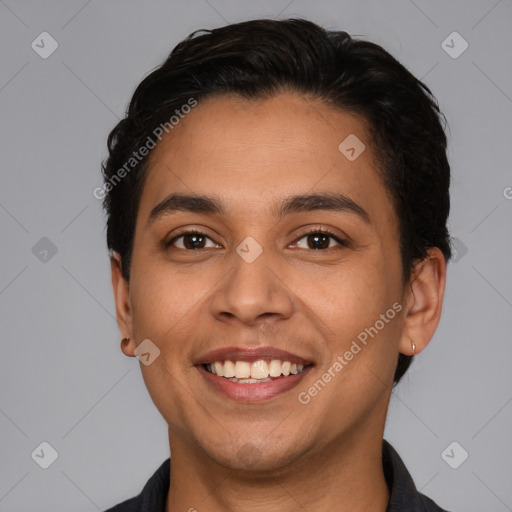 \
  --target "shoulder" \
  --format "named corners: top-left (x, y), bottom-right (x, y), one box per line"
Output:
top-left (103, 458), bottom-right (171, 512)
top-left (103, 495), bottom-right (138, 512)
top-left (383, 440), bottom-right (453, 512)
